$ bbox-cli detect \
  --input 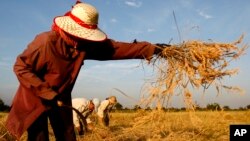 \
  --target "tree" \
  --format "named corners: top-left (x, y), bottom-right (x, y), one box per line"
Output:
top-left (145, 106), bottom-right (151, 111)
top-left (246, 105), bottom-right (250, 109)
top-left (206, 103), bottom-right (221, 111)
top-left (133, 105), bottom-right (141, 111)
top-left (223, 105), bottom-right (231, 111)
top-left (0, 98), bottom-right (10, 111)
top-left (114, 102), bottom-right (123, 110)
top-left (238, 107), bottom-right (246, 111)
top-left (0, 99), bottom-right (4, 107)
